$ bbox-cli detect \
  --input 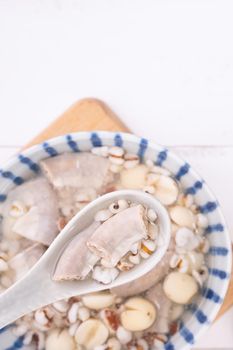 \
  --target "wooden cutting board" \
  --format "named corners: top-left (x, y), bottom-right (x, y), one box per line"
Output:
top-left (25, 97), bottom-right (232, 320)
